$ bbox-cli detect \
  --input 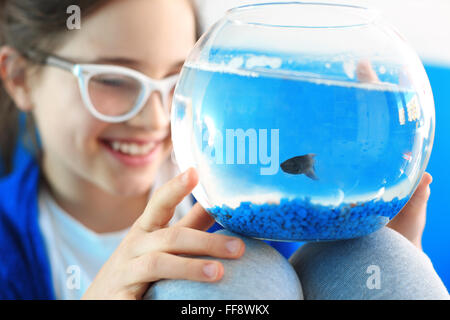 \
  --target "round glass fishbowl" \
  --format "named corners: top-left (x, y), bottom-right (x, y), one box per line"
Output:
top-left (171, 2), bottom-right (435, 241)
